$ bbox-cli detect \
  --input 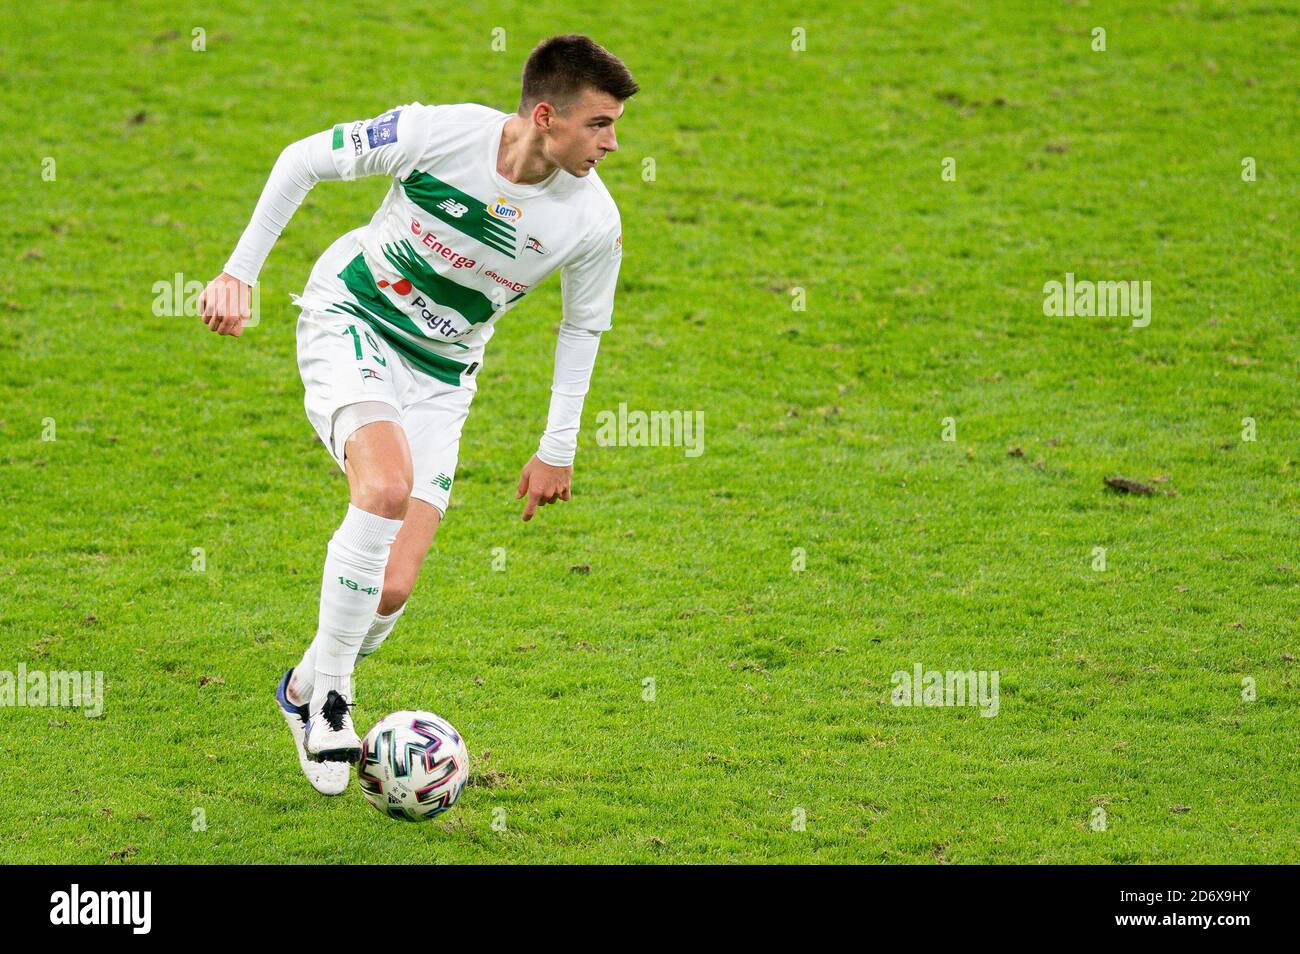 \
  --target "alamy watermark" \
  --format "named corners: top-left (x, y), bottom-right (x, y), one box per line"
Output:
top-left (1042, 273), bottom-right (1150, 328)
top-left (50, 884), bottom-right (150, 934)
top-left (890, 663), bottom-right (999, 718)
top-left (1, 664), bottom-right (104, 717)
top-left (594, 402), bottom-right (704, 457)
